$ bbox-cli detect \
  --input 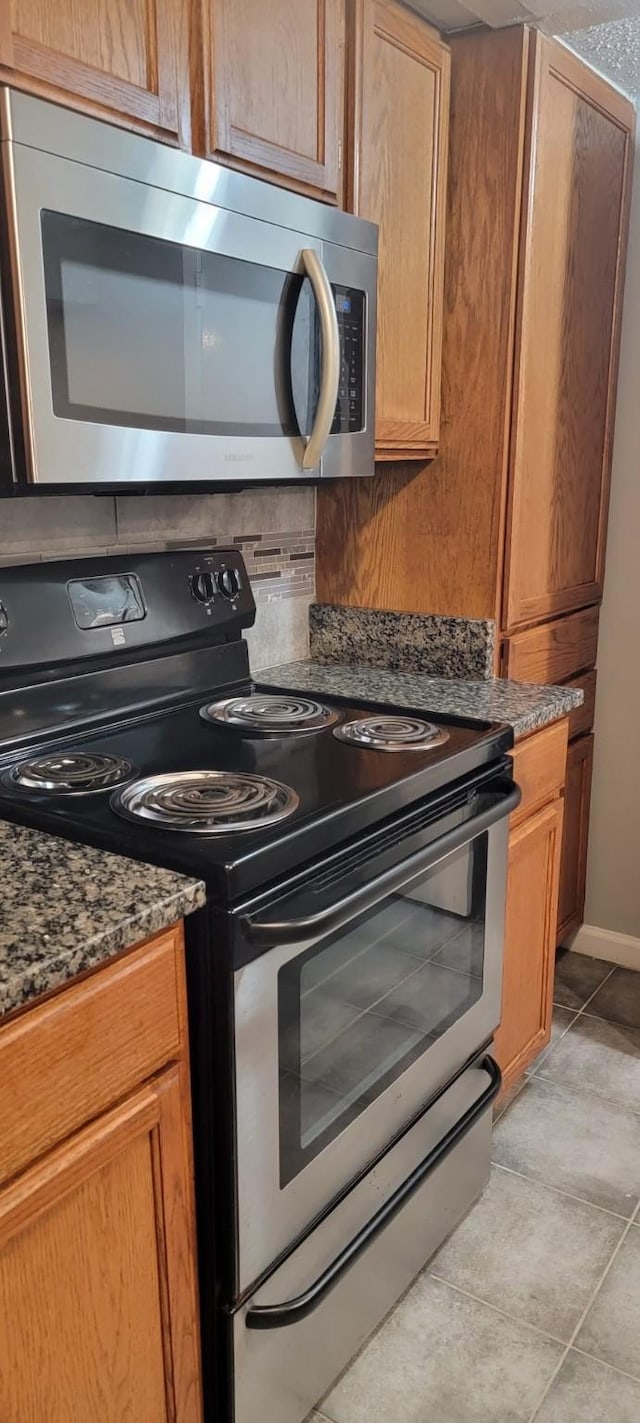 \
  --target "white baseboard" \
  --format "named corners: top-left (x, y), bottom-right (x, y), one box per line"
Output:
top-left (569, 923), bottom-right (640, 970)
